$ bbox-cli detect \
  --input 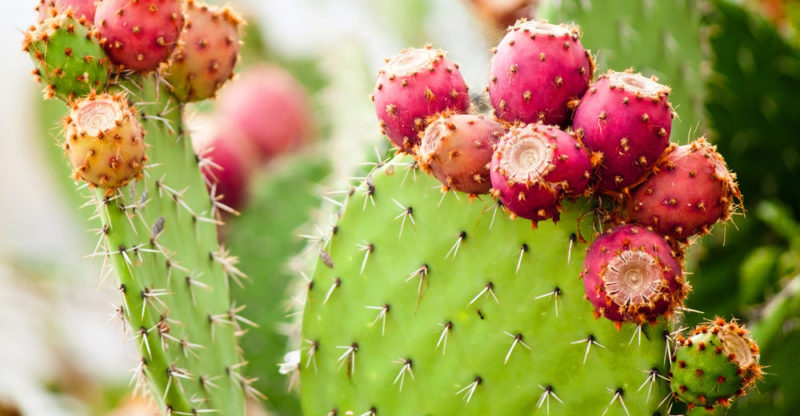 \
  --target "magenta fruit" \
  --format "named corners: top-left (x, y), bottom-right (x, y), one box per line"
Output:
top-left (582, 224), bottom-right (687, 326)
top-left (627, 138), bottom-right (741, 240)
top-left (195, 129), bottom-right (255, 212)
top-left (488, 19), bottom-right (594, 126)
top-left (166, 0), bottom-right (242, 102)
top-left (216, 65), bottom-right (315, 160)
top-left (572, 71), bottom-right (673, 193)
top-left (37, 0), bottom-right (97, 22)
top-left (490, 123), bottom-right (592, 225)
top-left (95, 0), bottom-right (184, 72)
top-left (372, 46), bottom-right (470, 152)
top-left (417, 113), bottom-right (504, 194)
